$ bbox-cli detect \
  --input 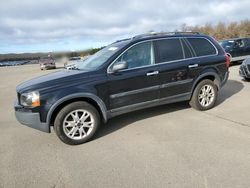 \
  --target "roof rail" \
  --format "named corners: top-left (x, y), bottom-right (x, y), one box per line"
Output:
top-left (132, 31), bottom-right (201, 40)
top-left (111, 38), bottom-right (131, 44)
top-left (169, 31), bottom-right (201, 35)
